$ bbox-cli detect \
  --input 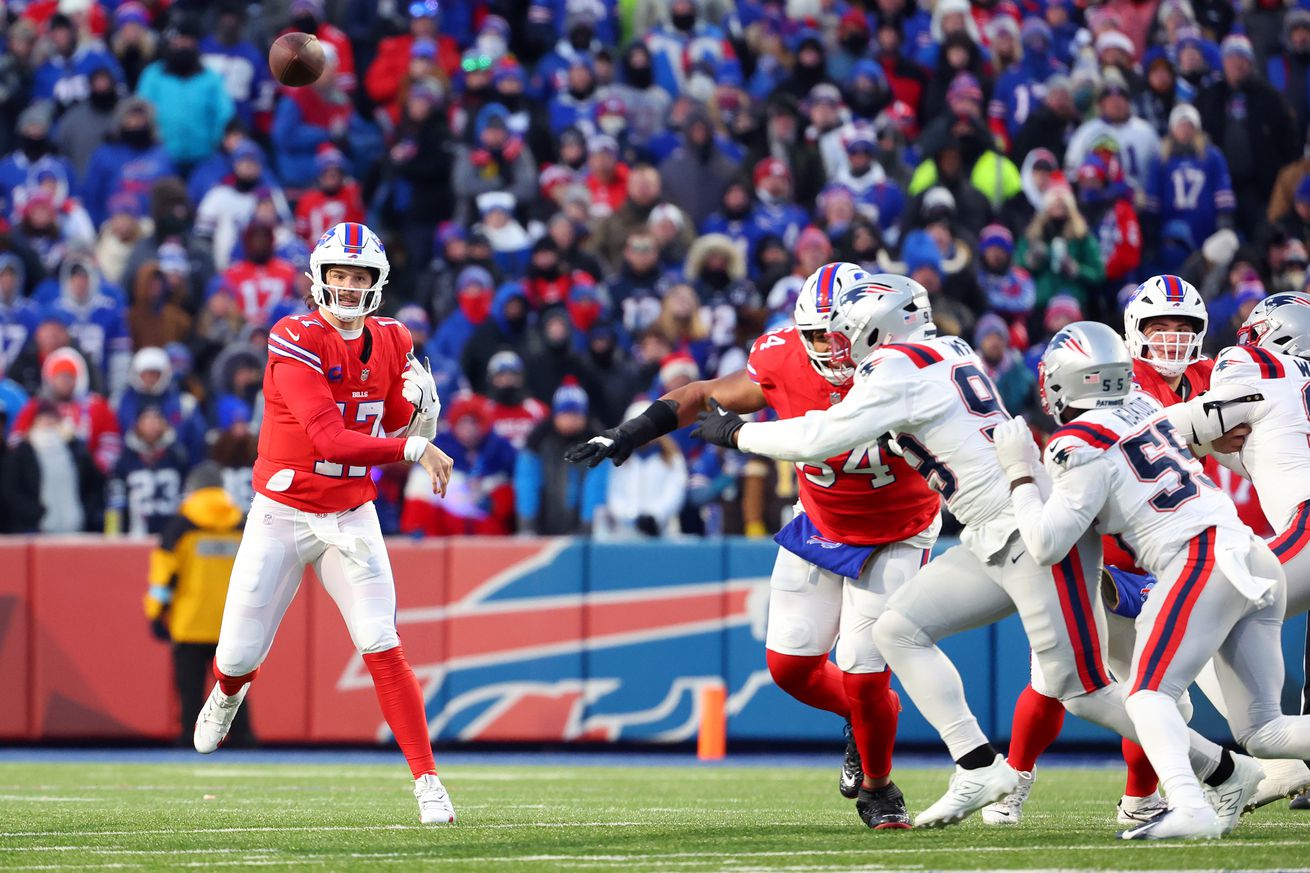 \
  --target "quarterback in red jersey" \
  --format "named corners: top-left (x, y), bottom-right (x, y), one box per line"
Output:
top-left (987, 274), bottom-right (1266, 826)
top-left (567, 264), bottom-right (941, 829)
top-left (192, 222), bottom-right (457, 825)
